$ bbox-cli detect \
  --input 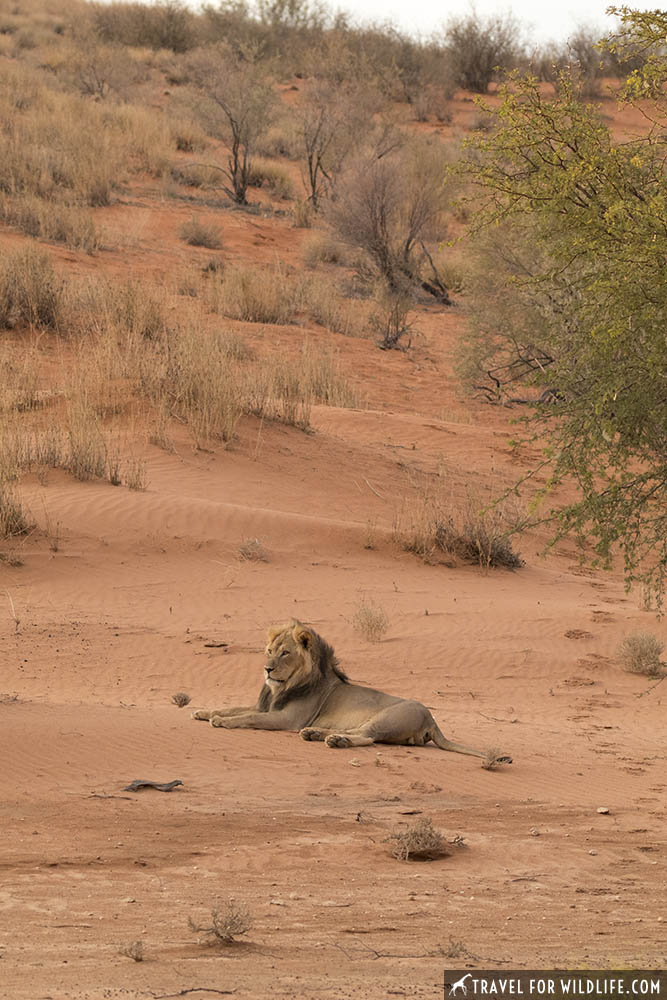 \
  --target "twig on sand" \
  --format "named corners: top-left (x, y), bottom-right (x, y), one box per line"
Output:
top-left (364, 478), bottom-right (385, 500)
top-left (151, 990), bottom-right (236, 998)
top-left (636, 674), bottom-right (666, 698)
top-left (89, 793), bottom-right (135, 801)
